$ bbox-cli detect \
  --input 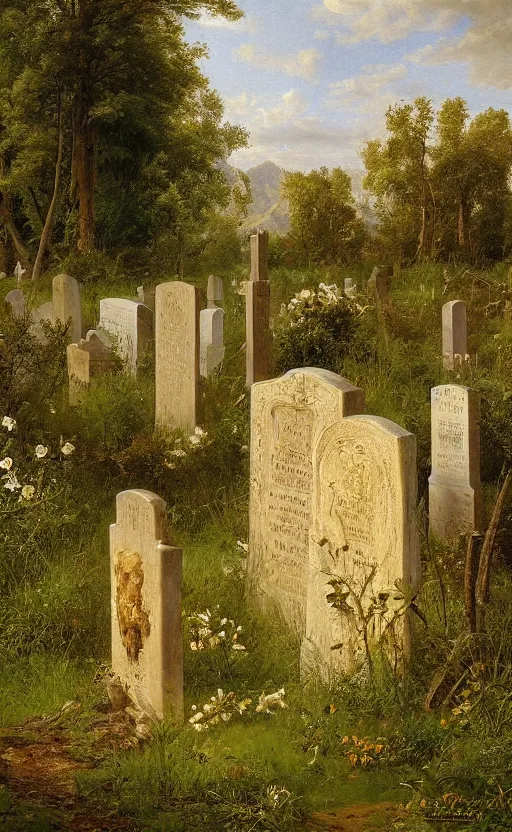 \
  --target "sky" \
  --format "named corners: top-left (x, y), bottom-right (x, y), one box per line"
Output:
top-left (184, 0), bottom-right (512, 174)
